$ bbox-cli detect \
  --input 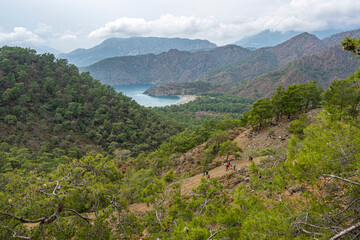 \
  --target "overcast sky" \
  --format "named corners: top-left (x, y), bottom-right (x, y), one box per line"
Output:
top-left (1, 0), bottom-right (360, 53)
